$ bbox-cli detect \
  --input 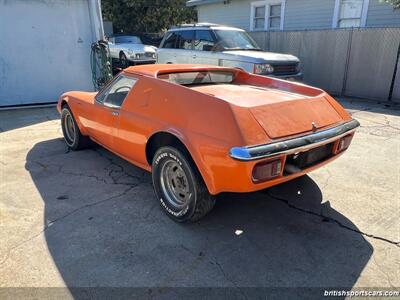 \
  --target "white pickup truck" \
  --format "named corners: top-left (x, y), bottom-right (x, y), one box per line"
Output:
top-left (157, 23), bottom-right (302, 81)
